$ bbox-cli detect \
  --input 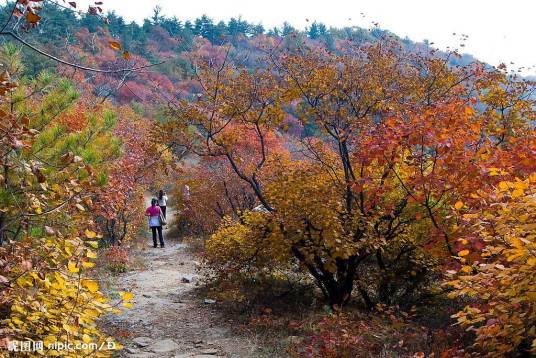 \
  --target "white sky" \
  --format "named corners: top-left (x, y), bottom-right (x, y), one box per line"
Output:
top-left (47, 1), bottom-right (536, 76)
